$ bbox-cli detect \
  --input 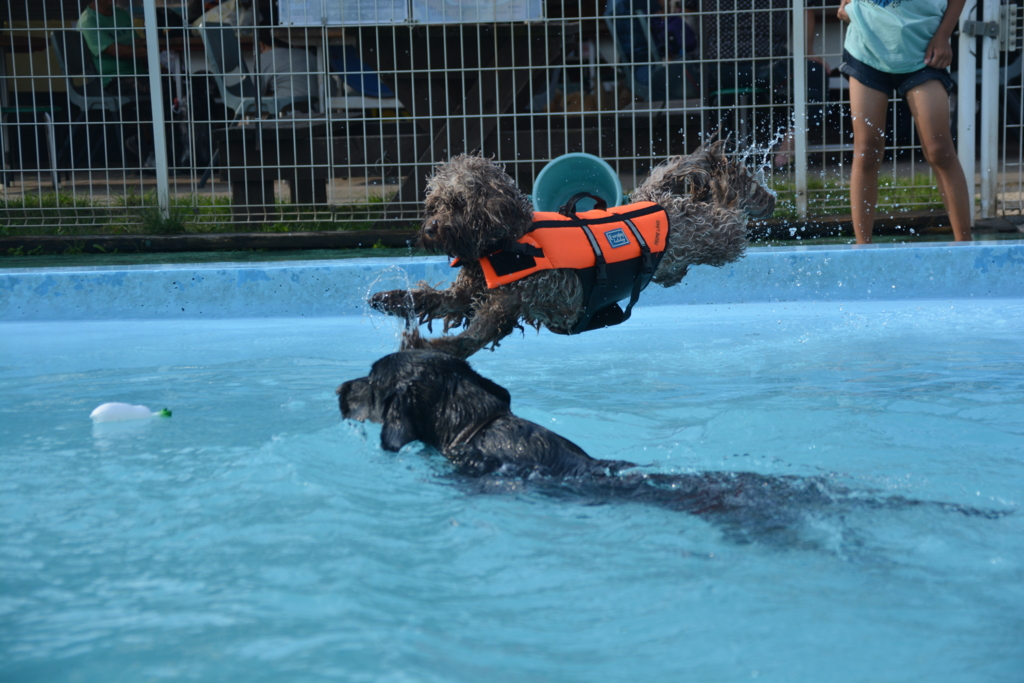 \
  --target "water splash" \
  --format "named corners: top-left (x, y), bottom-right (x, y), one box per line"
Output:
top-left (732, 129), bottom-right (790, 199)
top-left (363, 264), bottom-right (418, 347)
